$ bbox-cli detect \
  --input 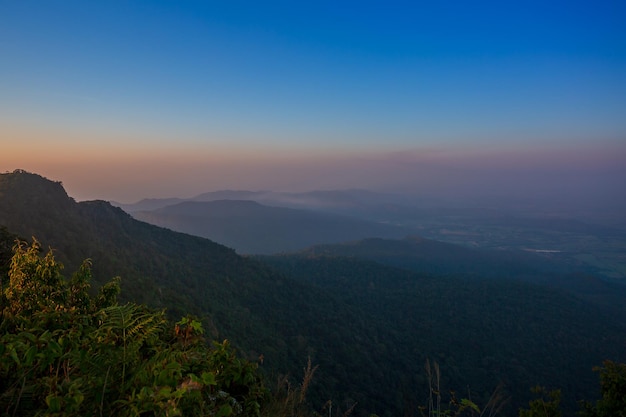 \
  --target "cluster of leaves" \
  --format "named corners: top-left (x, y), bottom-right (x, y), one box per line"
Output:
top-left (407, 360), bottom-right (626, 417)
top-left (579, 361), bottom-right (626, 417)
top-left (517, 360), bottom-right (626, 417)
top-left (0, 239), bottom-right (267, 416)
